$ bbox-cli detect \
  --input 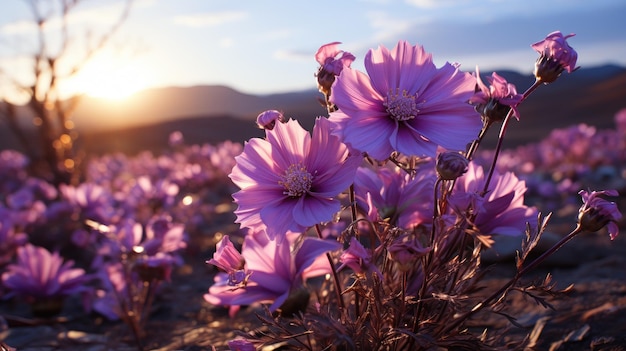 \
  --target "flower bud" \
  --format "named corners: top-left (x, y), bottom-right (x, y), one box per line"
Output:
top-left (207, 235), bottom-right (245, 272)
top-left (533, 55), bottom-right (566, 84)
top-left (470, 68), bottom-right (523, 123)
top-left (315, 42), bottom-right (355, 97)
top-left (475, 99), bottom-right (512, 125)
top-left (256, 110), bottom-right (285, 130)
top-left (339, 236), bottom-right (371, 275)
top-left (577, 189), bottom-right (622, 240)
top-left (387, 233), bottom-right (430, 272)
top-left (316, 68), bottom-right (336, 97)
top-left (531, 31), bottom-right (578, 84)
top-left (436, 151), bottom-right (469, 180)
